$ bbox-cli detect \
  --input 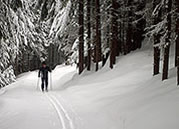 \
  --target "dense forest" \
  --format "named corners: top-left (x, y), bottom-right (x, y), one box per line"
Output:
top-left (0, 0), bottom-right (178, 87)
